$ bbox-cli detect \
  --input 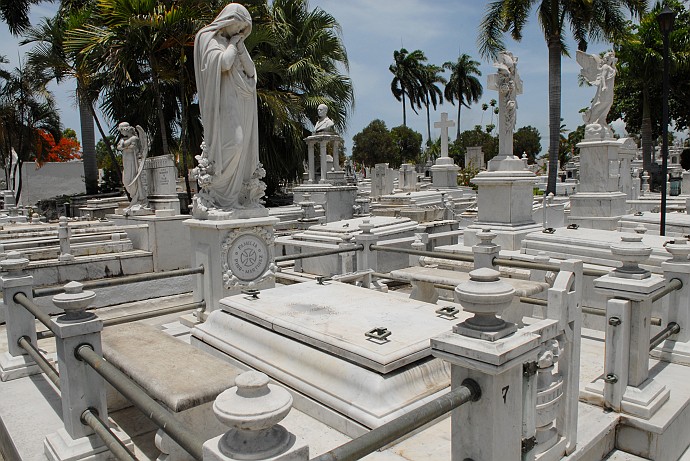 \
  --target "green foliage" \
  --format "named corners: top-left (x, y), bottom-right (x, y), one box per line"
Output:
top-left (390, 125), bottom-right (423, 166)
top-left (390, 48), bottom-right (426, 127)
top-left (458, 164), bottom-right (479, 188)
top-left (96, 136), bottom-right (122, 193)
top-left (513, 125), bottom-right (541, 162)
top-left (452, 126), bottom-right (498, 166)
top-left (352, 119), bottom-right (396, 168)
